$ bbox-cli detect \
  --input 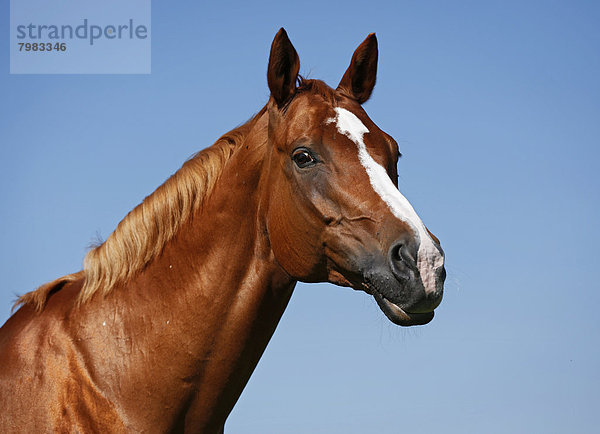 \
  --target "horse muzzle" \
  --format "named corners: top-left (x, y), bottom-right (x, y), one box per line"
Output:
top-left (361, 236), bottom-right (446, 326)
